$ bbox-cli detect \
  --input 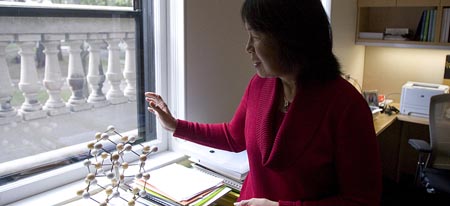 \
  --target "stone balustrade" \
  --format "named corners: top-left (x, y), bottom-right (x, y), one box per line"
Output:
top-left (0, 16), bottom-right (137, 125)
